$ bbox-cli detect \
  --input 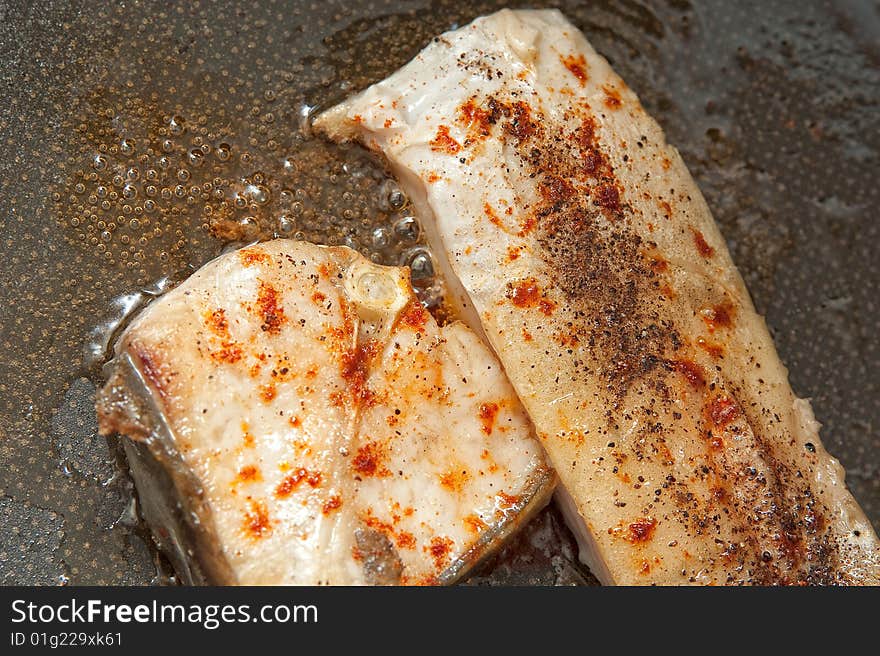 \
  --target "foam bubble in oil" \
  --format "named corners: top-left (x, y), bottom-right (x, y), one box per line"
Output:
top-left (56, 91), bottom-right (440, 307)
